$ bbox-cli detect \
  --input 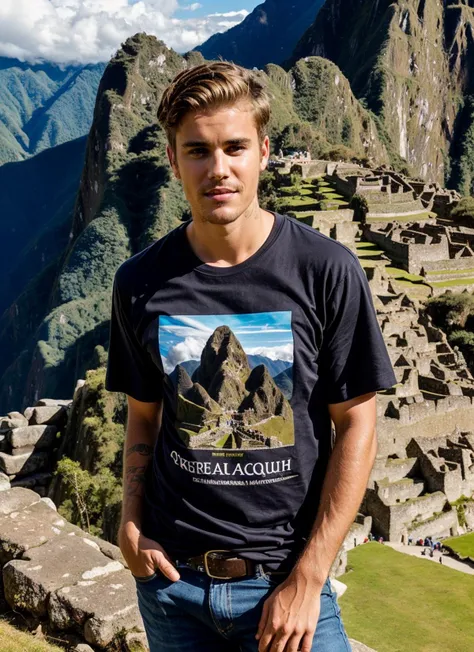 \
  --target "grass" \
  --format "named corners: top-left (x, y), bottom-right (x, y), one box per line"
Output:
top-left (430, 277), bottom-right (474, 288)
top-left (426, 268), bottom-right (474, 276)
top-left (0, 619), bottom-right (63, 651)
top-left (253, 415), bottom-right (294, 446)
top-left (443, 532), bottom-right (474, 559)
top-left (339, 543), bottom-right (474, 652)
top-left (385, 266), bottom-right (426, 283)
